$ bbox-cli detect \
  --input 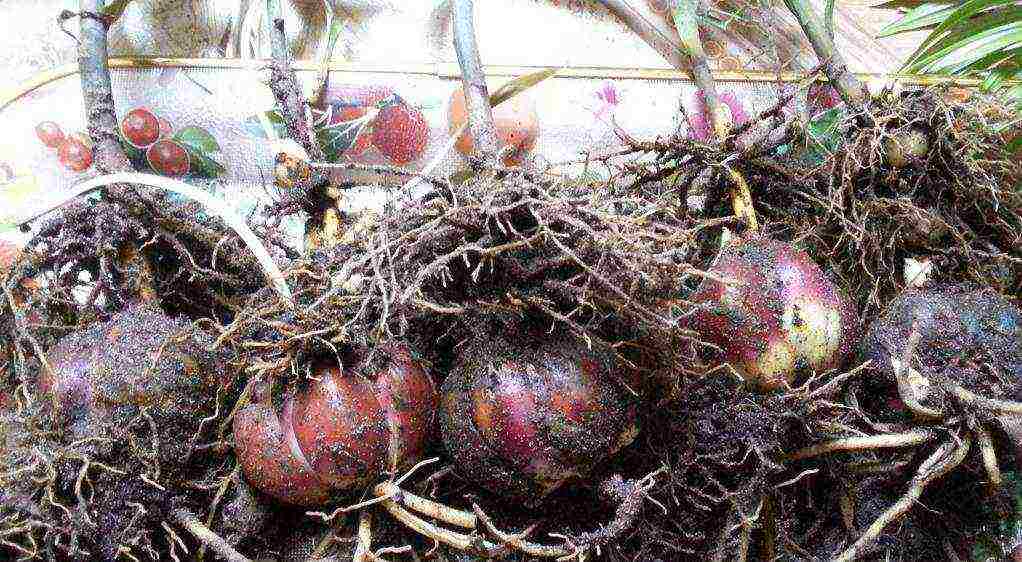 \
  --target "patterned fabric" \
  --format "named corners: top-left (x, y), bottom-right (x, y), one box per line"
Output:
top-left (0, 0), bottom-right (927, 249)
